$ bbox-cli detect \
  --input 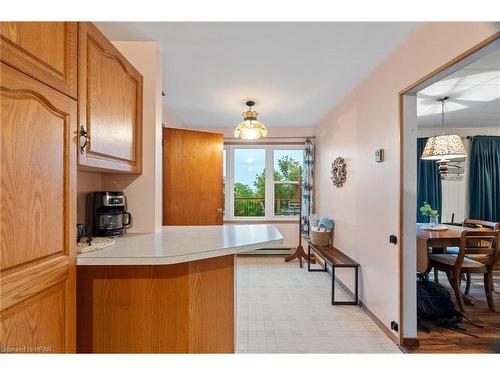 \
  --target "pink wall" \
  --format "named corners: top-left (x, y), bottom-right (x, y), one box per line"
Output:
top-left (76, 171), bottom-right (102, 224)
top-left (314, 22), bottom-right (499, 334)
top-left (163, 103), bottom-right (186, 129)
